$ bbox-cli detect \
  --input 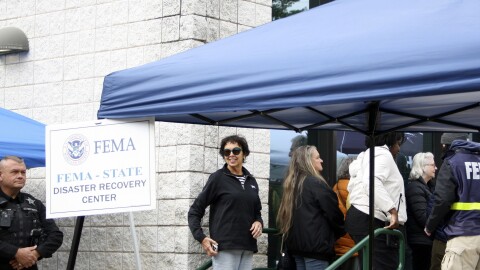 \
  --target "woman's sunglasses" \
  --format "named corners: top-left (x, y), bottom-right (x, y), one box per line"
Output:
top-left (223, 147), bottom-right (242, 156)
